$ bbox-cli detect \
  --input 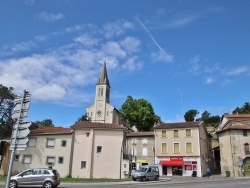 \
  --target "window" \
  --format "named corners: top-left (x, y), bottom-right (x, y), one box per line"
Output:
top-left (46, 156), bottom-right (55, 165)
top-left (97, 146), bottom-right (102, 153)
top-left (131, 148), bottom-right (137, 156)
top-left (81, 161), bottom-right (86, 169)
top-left (124, 164), bottom-right (127, 168)
top-left (142, 148), bottom-right (148, 156)
top-left (186, 129), bottom-right (191, 137)
top-left (58, 157), bottom-right (64, 164)
top-left (86, 133), bottom-right (90, 137)
top-left (23, 155), bottom-right (32, 164)
top-left (28, 138), bottom-right (37, 147)
top-left (162, 143), bottom-right (167, 153)
top-left (61, 140), bottom-right (67, 147)
top-left (46, 138), bottom-right (55, 148)
top-left (132, 139), bottom-right (137, 145)
top-left (14, 154), bottom-right (19, 161)
top-left (243, 130), bottom-right (248, 136)
top-left (142, 139), bottom-right (148, 144)
top-left (174, 130), bottom-right (179, 137)
top-left (244, 143), bottom-right (250, 155)
top-left (186, 142), bottom-right (192, 153)
top-left (162, 130), bottom-right (166, 138)
top-left (174, 143), bottom-right (180, 153)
